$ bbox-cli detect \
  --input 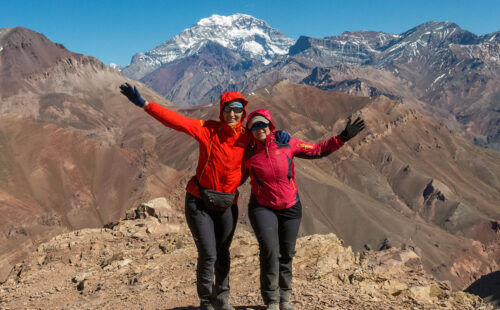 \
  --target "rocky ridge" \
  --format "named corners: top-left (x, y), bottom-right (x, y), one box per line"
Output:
top-left (0, 198), bottom-right (492, 310)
